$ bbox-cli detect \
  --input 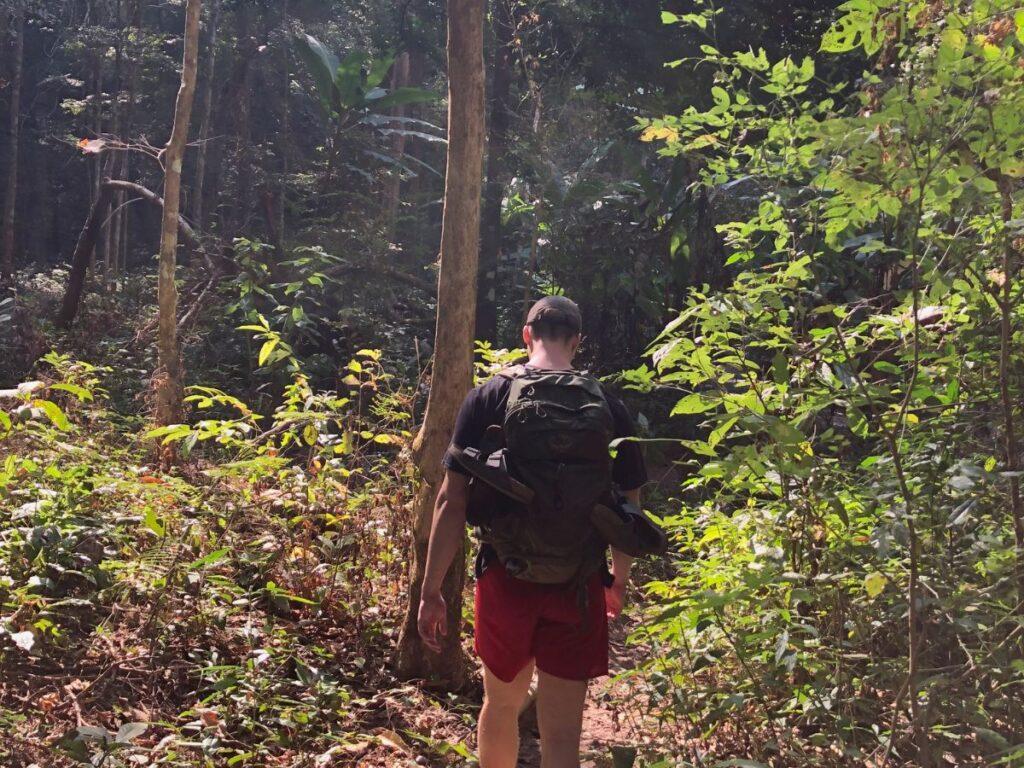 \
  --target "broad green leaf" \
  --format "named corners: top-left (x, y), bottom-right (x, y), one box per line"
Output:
top-left (938, 28), bottom-right (967, 65)
top-left (369, 87), bottom-right (439, 111)
top-left (671, 393), bottom-right (715, 415)
top-left (864, 571), bottom-right (887, 599)
top-left (32, 399), bottom-right (70, 431)
top-left (48, 382), bottom-right (92, 401)
top-left (188, 548), bottom-right (229, 571)
top-left (708, 416), bottom-right (738, 449)
top-left (142, 507), bottom-right (165, 537)
top-left (258, 339), bottom-right (280, 367)
top-left (293, 34), bottom-right (340, 114)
